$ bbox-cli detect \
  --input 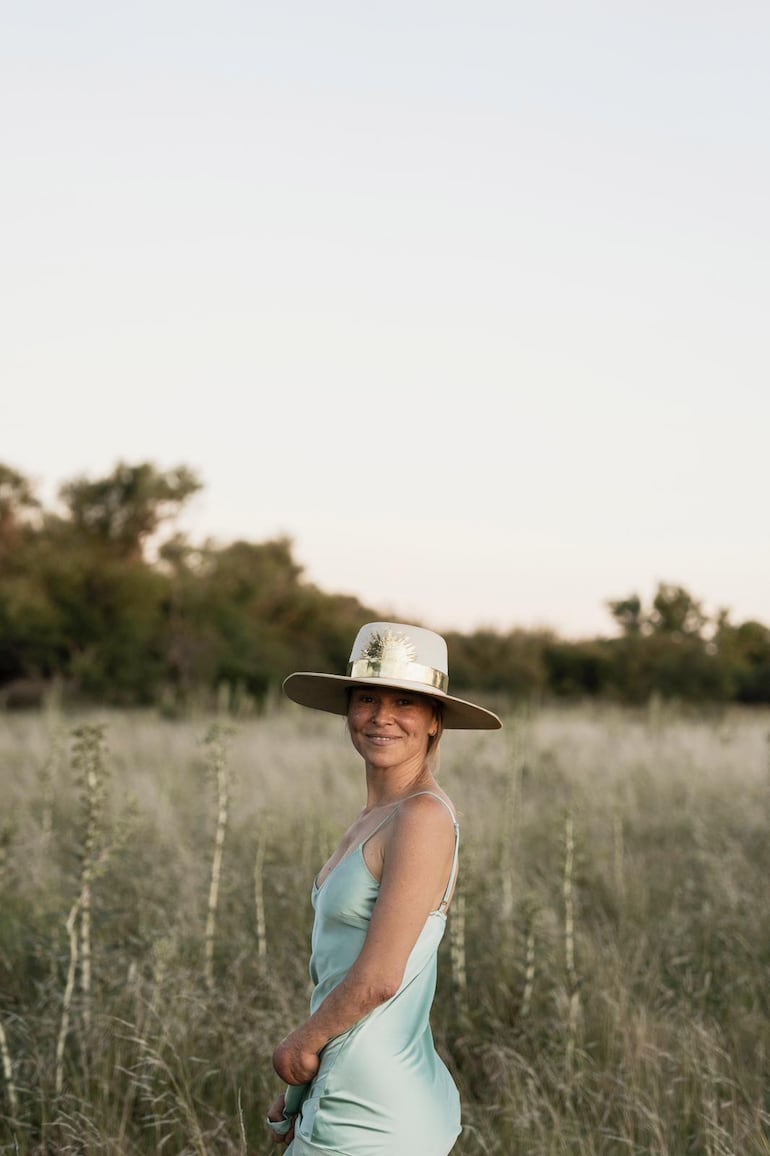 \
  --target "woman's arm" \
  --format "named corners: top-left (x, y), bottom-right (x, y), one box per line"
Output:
top-left (273, 793), bottom-right (456, 1085)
